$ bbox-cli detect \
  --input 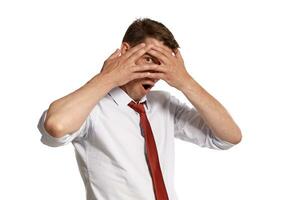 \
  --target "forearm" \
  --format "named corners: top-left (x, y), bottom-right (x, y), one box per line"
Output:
top-left (45, 73), bottom-right (116, 137)
top-left (180, 77), bottom-right (242, 144)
